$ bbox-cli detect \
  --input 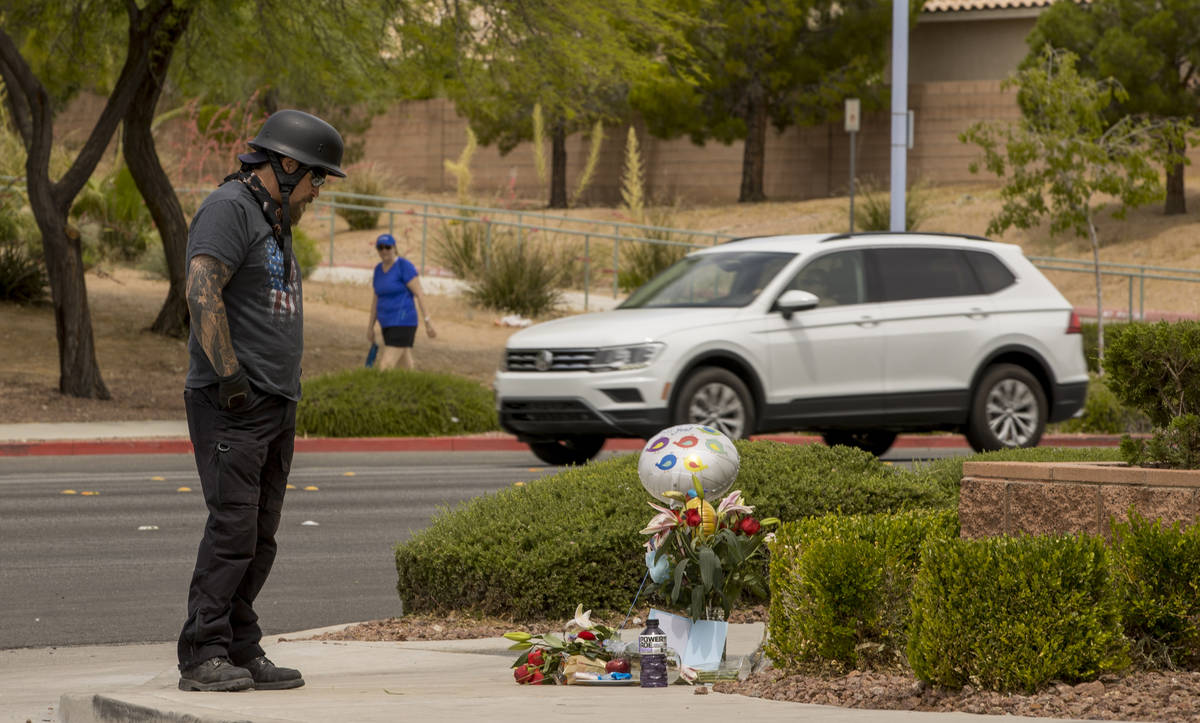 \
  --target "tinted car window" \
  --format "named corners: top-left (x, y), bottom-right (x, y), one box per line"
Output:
top-left (965, 250), bottom-right (1016, 294)
top-left (620, 251), bottom-right (794, 308)
top-left (872, 247), bottom-right (982, 302)
top-left (785, 250), bottom-right (867, 307)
